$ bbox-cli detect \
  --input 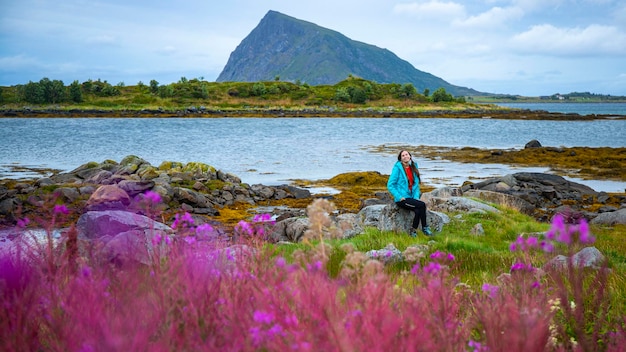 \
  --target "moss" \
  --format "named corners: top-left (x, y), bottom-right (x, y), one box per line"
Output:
top-left (212, 202), bottom-right (255, 226)
top-left (374, 145), bottom-right (626, 182)
top-left (327, 171), bottom-right (388, 188)
top-left (182, 162), bottom-right (216, 175)
top-left (158, 161), bottom-right (185, 171)
top-left (205, 179), bottom-right (226, 191)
